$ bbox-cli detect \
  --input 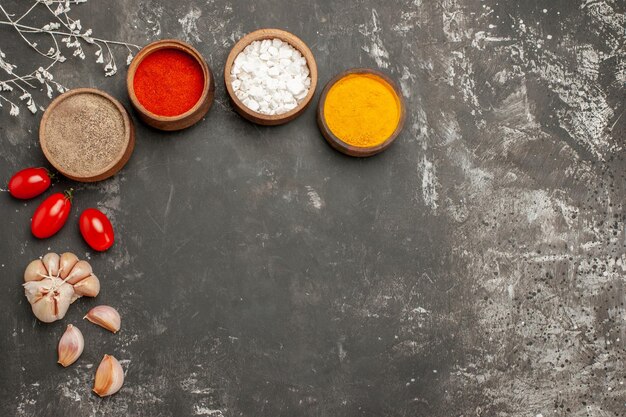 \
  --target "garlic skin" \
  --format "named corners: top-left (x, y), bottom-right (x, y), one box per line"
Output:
top-left (58, 324), bottom-right (84, 367)
top-left (93, 354), bottom-right (124, 397)
top-left (22, 253), bottom-right (100, 323)
top-left (84, 305), bottom-right (121, 333)
top-left (23, 278), bottom-right (74, 323)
